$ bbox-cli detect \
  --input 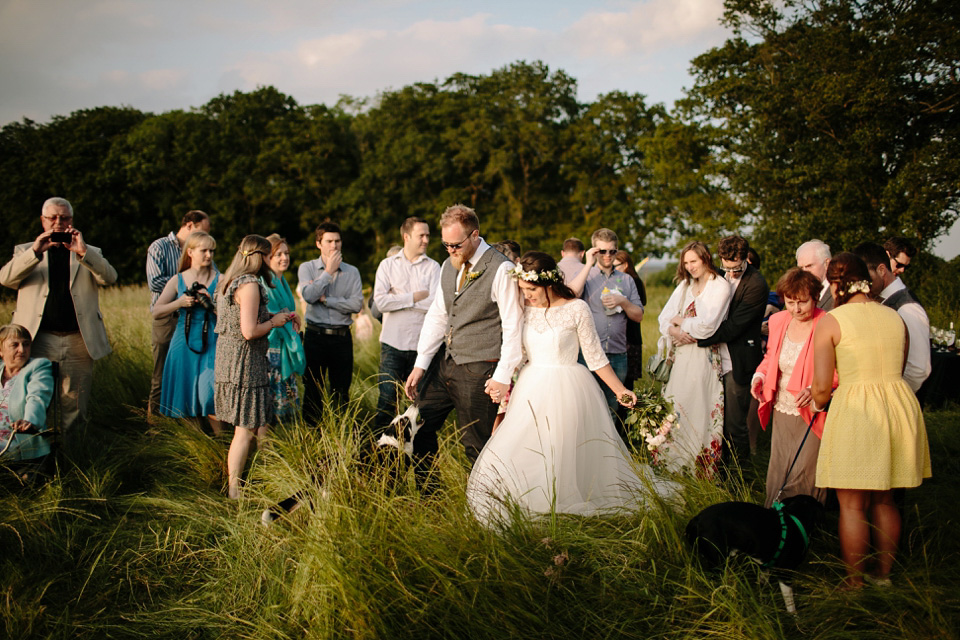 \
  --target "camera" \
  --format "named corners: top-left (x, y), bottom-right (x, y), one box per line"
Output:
top-left (186, 281), bottom-right (216, 313)
top-left (50, 231), bottom-right (72, 243)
